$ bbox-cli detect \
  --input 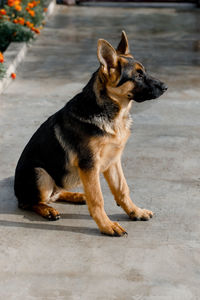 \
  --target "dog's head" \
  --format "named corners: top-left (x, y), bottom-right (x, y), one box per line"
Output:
top-left (97, 31), bottom-right (167, 104)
